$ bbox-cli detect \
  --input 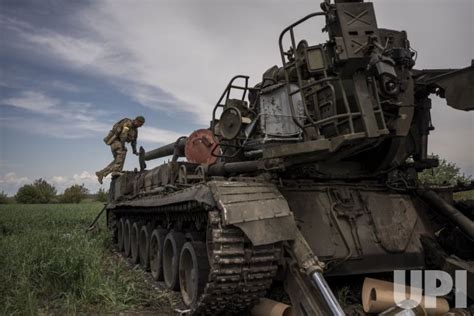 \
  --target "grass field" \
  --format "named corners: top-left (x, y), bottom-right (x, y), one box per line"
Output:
top-left (0, 203), bottom-right (179, 315)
